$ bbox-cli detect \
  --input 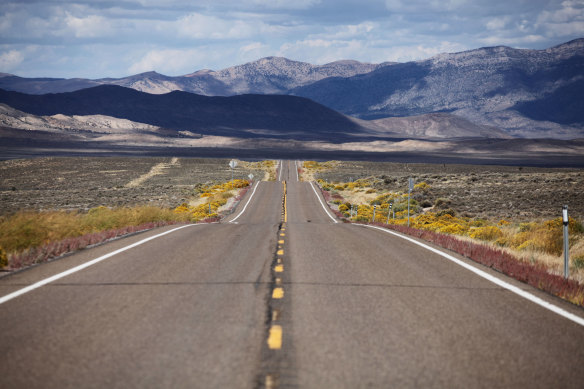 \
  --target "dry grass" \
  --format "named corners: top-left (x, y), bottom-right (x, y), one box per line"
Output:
top-left (0, 206), bottom-right (190, 256)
